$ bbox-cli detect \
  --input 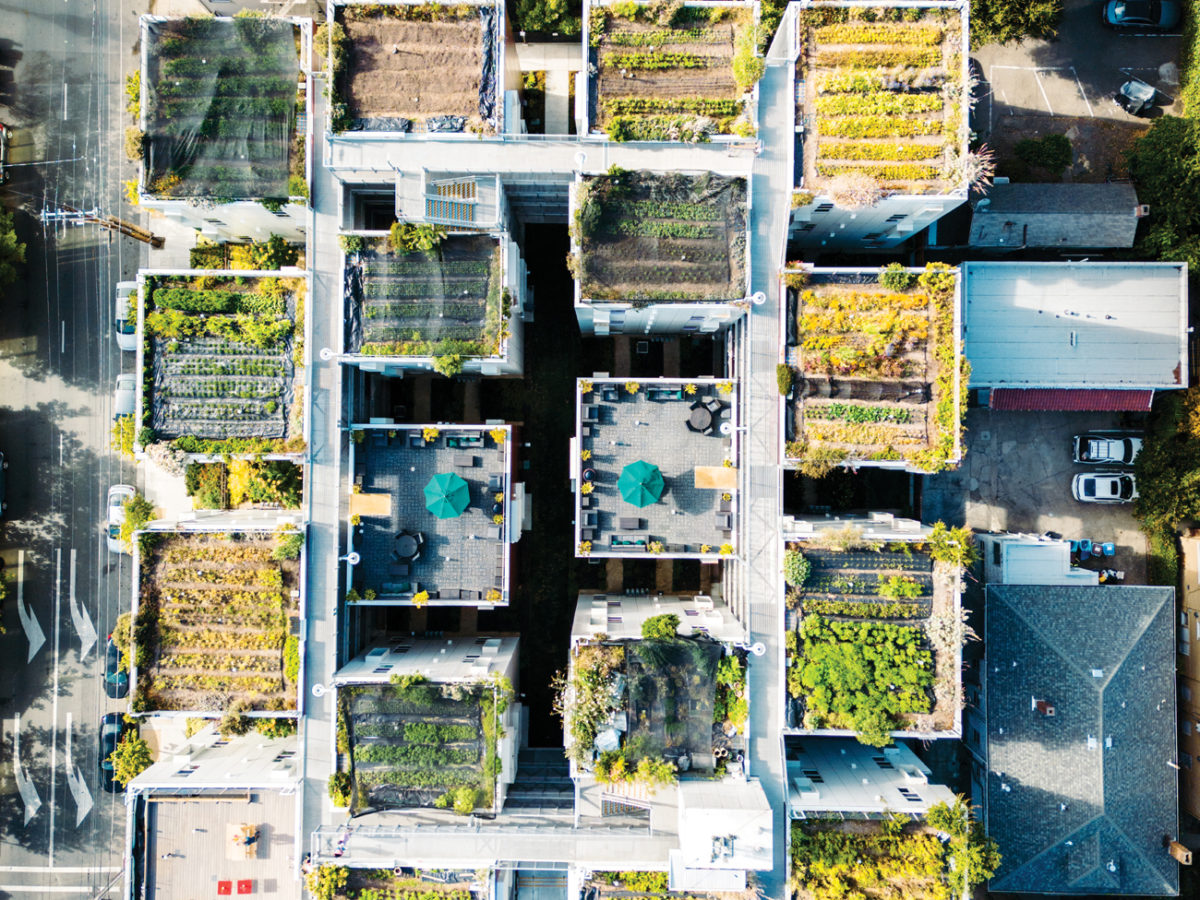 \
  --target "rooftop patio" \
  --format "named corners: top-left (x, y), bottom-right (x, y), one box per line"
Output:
top-left (348, 425), bottom-right (511, 604)
top-left (574, 379), bottom-right (739, 558)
